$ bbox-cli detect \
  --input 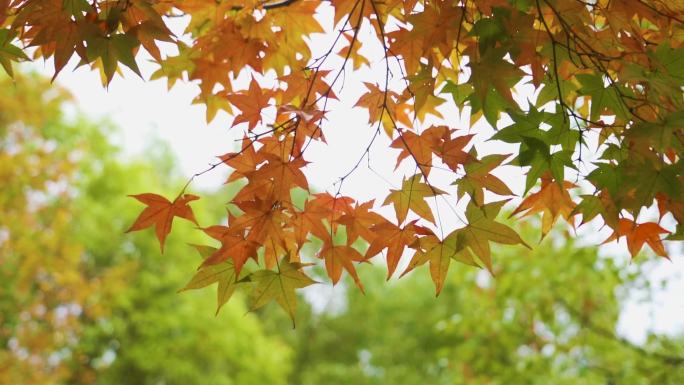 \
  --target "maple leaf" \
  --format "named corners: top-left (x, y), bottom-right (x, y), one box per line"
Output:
top-left (603, 218), bottom-right (671, 259)
top-left (127, 20), bottom-right (174, 62)
top-left (469, 52), bottom-right (524, 111)
top-left (243, 259), bottom-right (317, 326)
top-left (577, 74), bottom-right (627, 122)
top-left (229, 198), bottom-right (296, 268)
top-left (84, 31), bottom-right (143, 85)
top-left (405, 2), bottom-right (463, 60)
top-left (365, 220), bottom-right (418, 279)
top-left (330, 0), bottom-right (372, 27)
top-left (268, 1), bottom-right (324, 63)
top-left (219, 136), bottom-right (260, 183)
top-left (656, 192), bottom-right (684, 225)
top-left (200, 224), bottom-right (260, 276)
top-left (406, 65), bottom-right (446, 121)
top-left (262, 155), bottom-right (310, 196)
top-left (402, 230), bottom-right (479, 296)
top-left (337, 200), bottom-right (386, 244)
top-left (354, 82), bottom-right (408, 136)
top-left (23, 12), bottom-right (85, 79)
top-left (437, 132), bottom-right (476, 172)
top-left (462, 200), bottom-right (529, 272)
top-left (390, 126), bottom-right (448, 176)
top-left (572, 194), bottom-right (606, 226)
top-left (277, 69), bottom-right (337, 106)
top-left (337, 33), bottom-right (369, 70)
top-left (387, 27), bottom-right (424, 77)
top-left (511, 175), bottom-right (578, 239)
top-left (318, 244), bottom-right (366, 292)
top-left (305, 193), bottom-right (355, 241)
top-left (290, 195), bottom-right (337, 245)
top-left (0, 29), bottom-right (29, 77)
top-left (179, 244), bottom-right (245, 314)
top-left (383, 174), bottom-right (446, 225)
top-left (277, 104), bottom-right (327, 148)
top-left (195, 91), bottom-right (234, 122)
top-left (454, 152), bottom-right (513, 206)
top-left (227, 76), bottom-right (272, 130)
top-left (10, 0), bottom-right (684, 322)
top-left (126, 193), bottom-right (199, 252)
